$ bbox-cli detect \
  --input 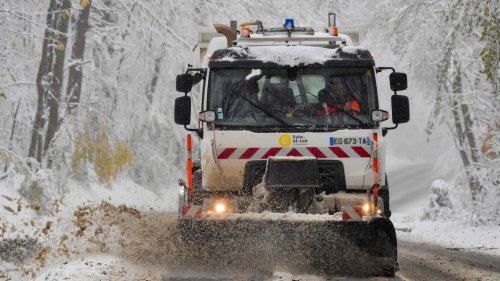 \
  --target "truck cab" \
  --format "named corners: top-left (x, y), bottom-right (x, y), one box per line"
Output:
top-left (174, 17), bottom-right (409, 218)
